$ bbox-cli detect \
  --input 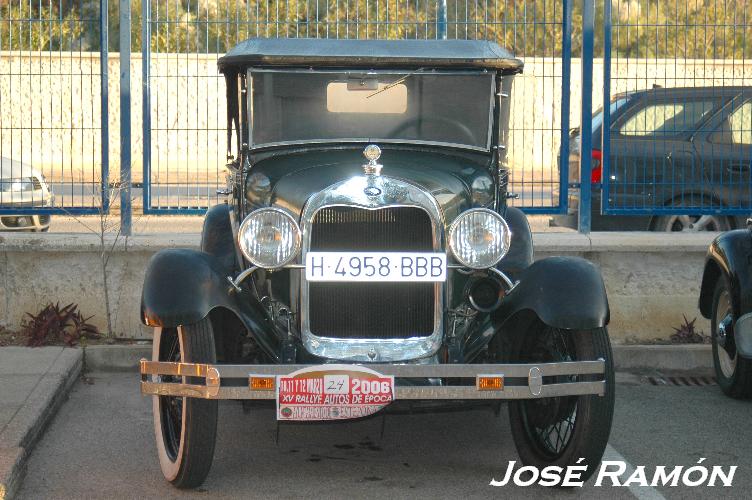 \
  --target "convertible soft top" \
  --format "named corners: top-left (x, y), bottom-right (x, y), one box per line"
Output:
top-left (218, 38), bottom-right (523, 73)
